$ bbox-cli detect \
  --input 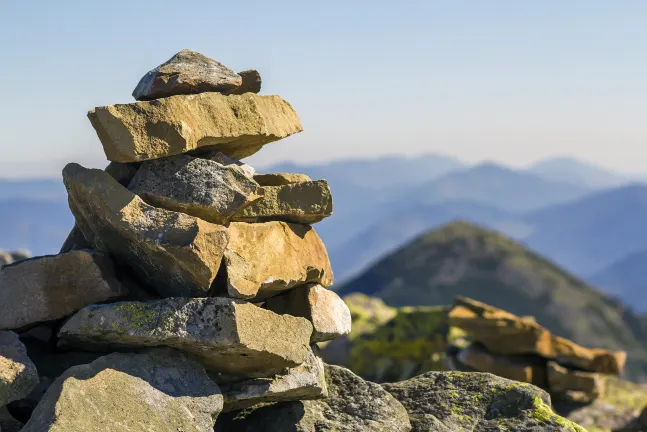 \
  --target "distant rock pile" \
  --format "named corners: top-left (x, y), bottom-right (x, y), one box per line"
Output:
top-left (0, 50), bottom-right (585, 431)
top-left (0, 249), bottom-right (30, 266)
top-left (445, 297), bottom-right (627, 405)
